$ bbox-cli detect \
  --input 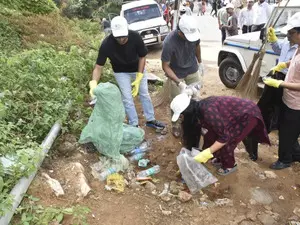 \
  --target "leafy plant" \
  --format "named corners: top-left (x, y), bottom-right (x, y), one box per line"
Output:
top-left (0, 0), bottom-right (58, 14)
top-left (15, 195), bottom-right (90, 225)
